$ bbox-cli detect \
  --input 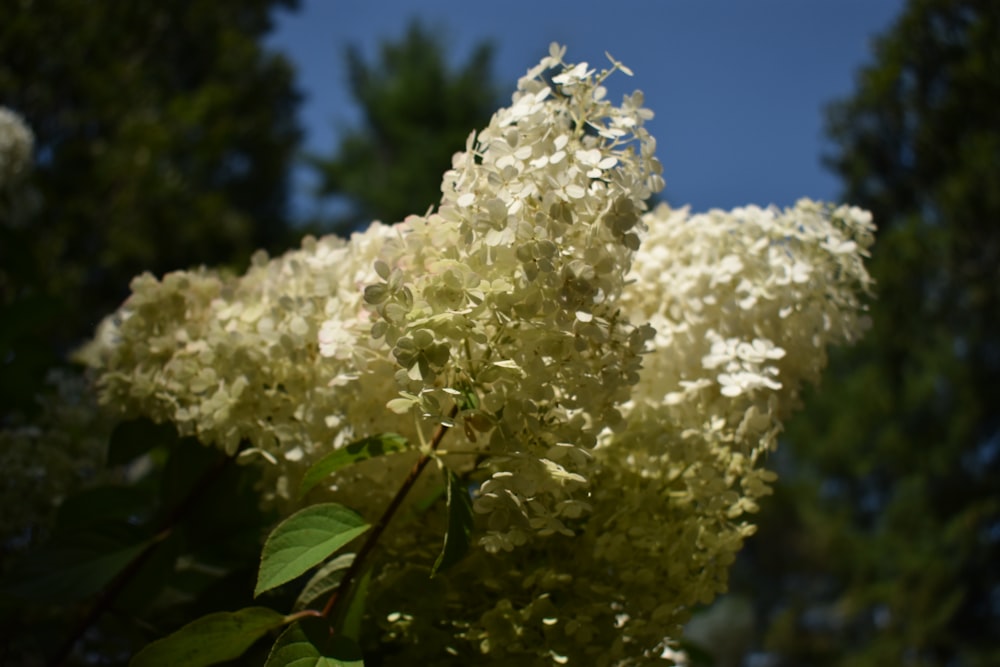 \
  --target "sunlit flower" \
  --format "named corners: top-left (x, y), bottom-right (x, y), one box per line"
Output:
top-left (81, 46), bottom-right (874, 665)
